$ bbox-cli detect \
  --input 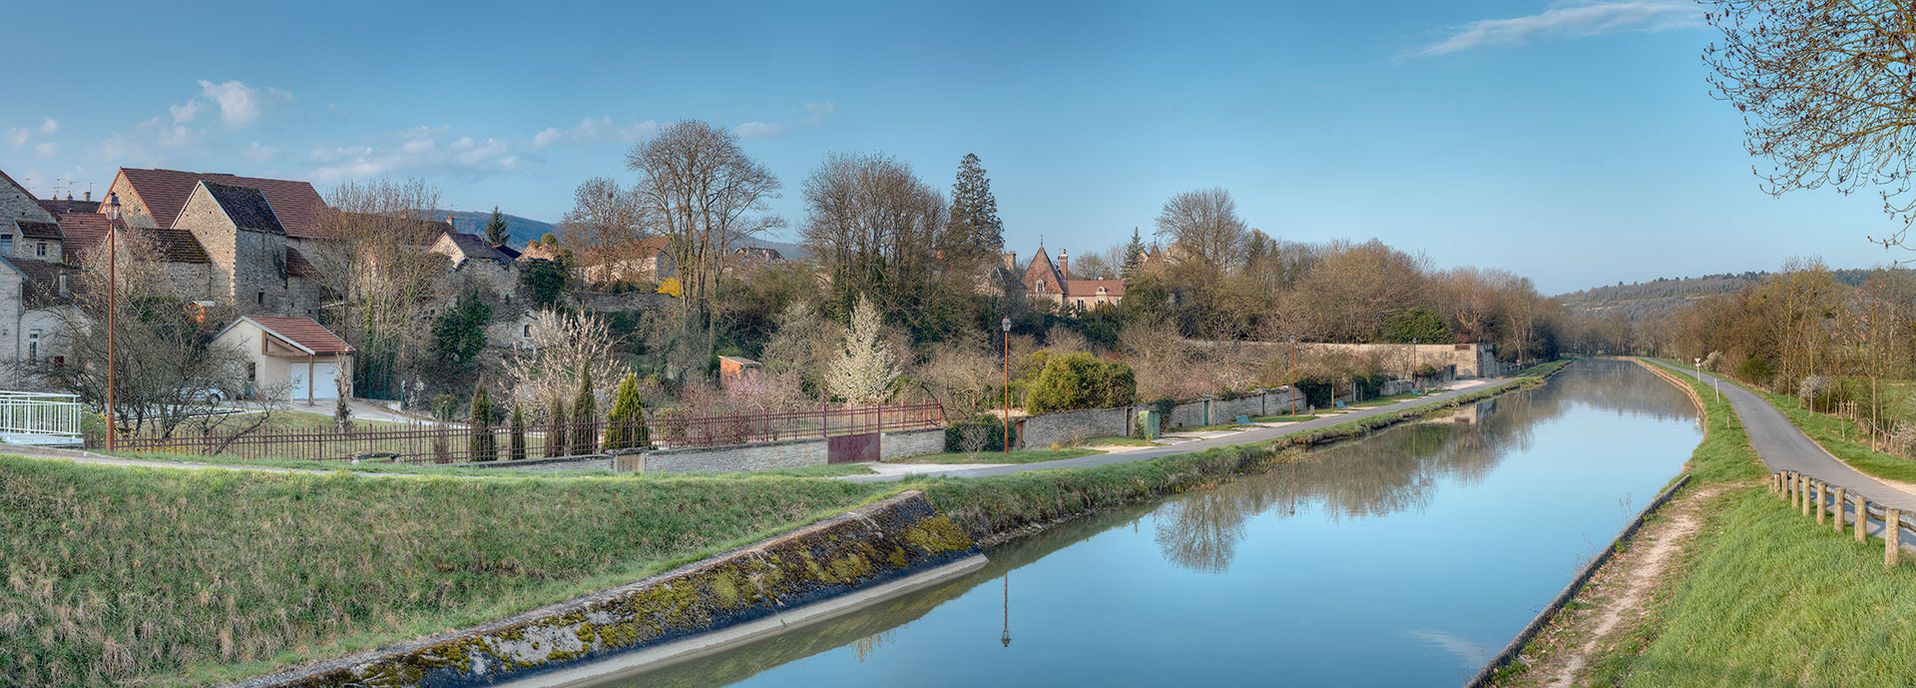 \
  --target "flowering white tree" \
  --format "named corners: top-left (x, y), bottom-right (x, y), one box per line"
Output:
top-left (824, 296), bottom-right (899, 405)
top-left (506, 310), bottom-right (630, 416)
